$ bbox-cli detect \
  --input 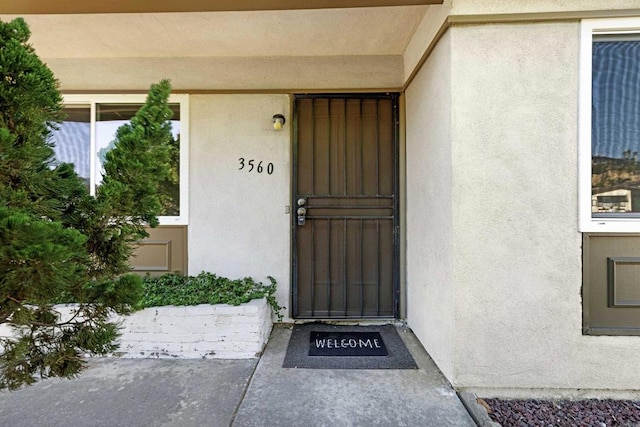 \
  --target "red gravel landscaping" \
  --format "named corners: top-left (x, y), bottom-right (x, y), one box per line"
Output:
top-left (482, 398), bottom-right (640, 426)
